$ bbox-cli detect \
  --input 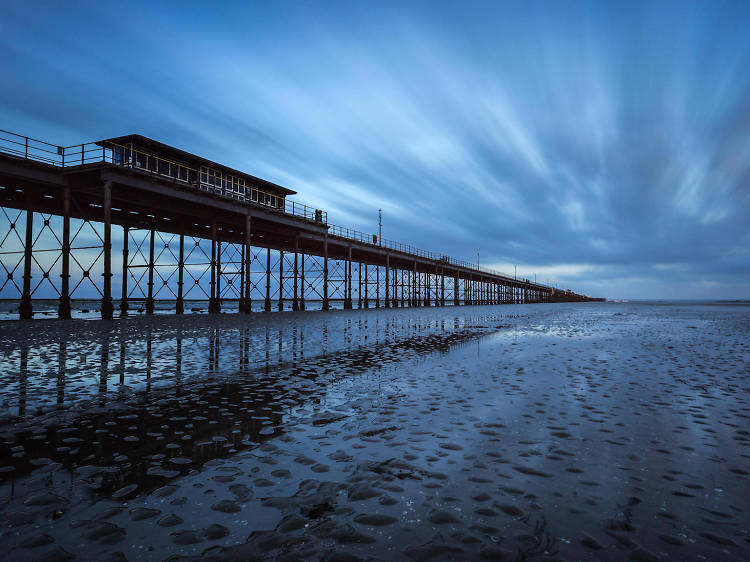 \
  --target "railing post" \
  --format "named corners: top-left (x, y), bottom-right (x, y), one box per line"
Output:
top-left (101, 181), bottom-right (114, 320)
top-left (58, 187), bottom-right (71, 319)
top-left (81, 144), bottom-right (84, 166)
top-left (24, 137), bottom-right (28, 159)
